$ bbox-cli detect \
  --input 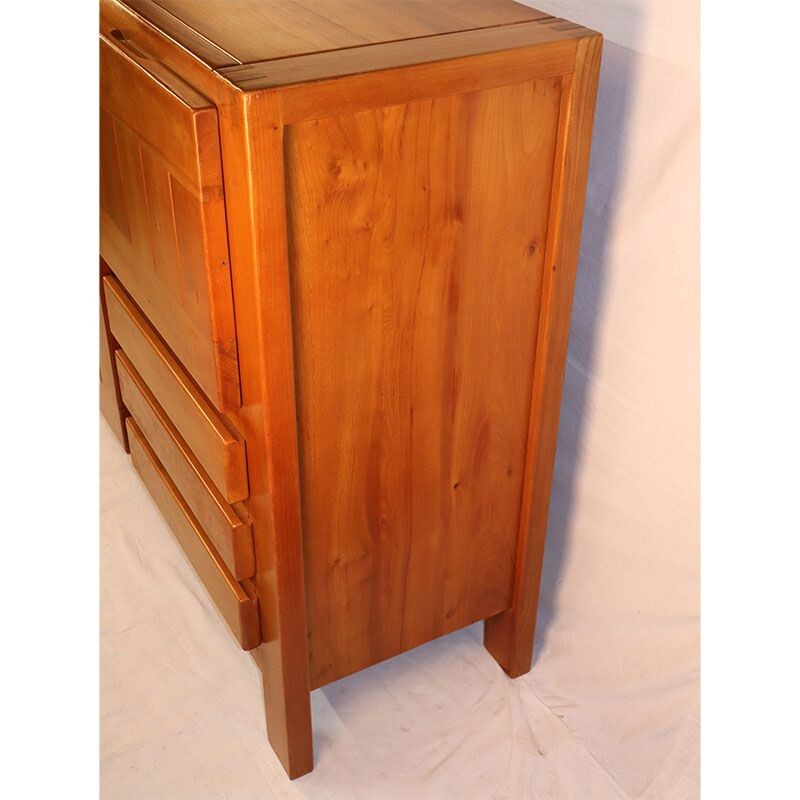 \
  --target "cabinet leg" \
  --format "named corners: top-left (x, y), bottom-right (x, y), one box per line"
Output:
top-left (483, 533), bottom-right (546, 678)
top-left (484, 618), bottom-right (531, 679)
top-left (253, 643), bottom-right (313, 779)
top-left (485, 35), bottom-right (603, 681)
